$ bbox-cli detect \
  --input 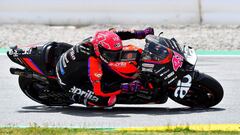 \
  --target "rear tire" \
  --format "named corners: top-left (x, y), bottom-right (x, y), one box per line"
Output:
top-left (169, 71), bottom-right (224, 108)
top-left (18, 76), bottom-right (73, 106)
